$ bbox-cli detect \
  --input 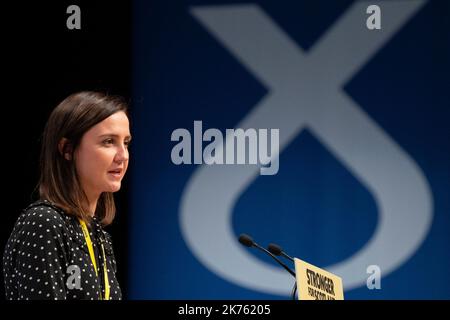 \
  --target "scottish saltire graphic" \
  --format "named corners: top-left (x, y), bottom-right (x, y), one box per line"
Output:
top-left (130, 0), bottom-right (450, 299)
